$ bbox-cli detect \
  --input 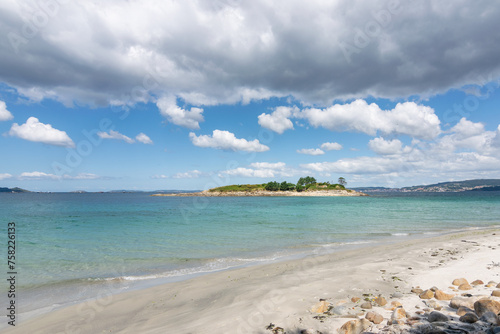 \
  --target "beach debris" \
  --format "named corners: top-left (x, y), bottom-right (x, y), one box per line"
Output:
top-left (411, 287), bottom-right (423, 295)
top-left (265, 323), bottom-right (286, 334)
top-left (338, 319), bottom-right (370, 334)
